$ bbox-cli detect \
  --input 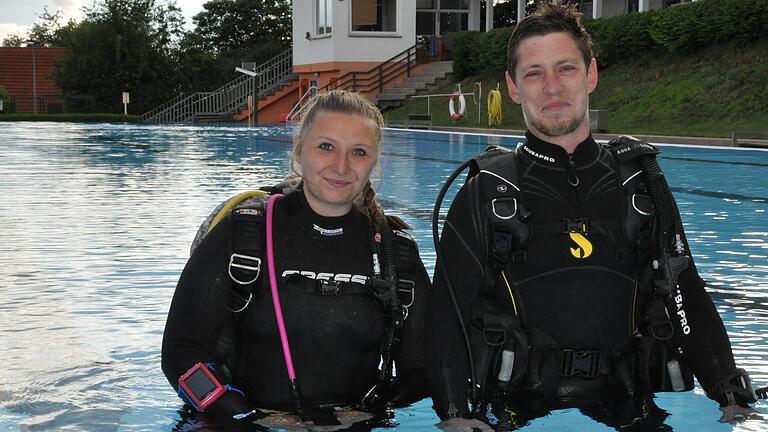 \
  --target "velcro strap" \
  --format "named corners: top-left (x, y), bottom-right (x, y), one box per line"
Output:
top-left (536, 218), bottom-right (621, 235)
top-left (283, 273), bottom-right (371, 296)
